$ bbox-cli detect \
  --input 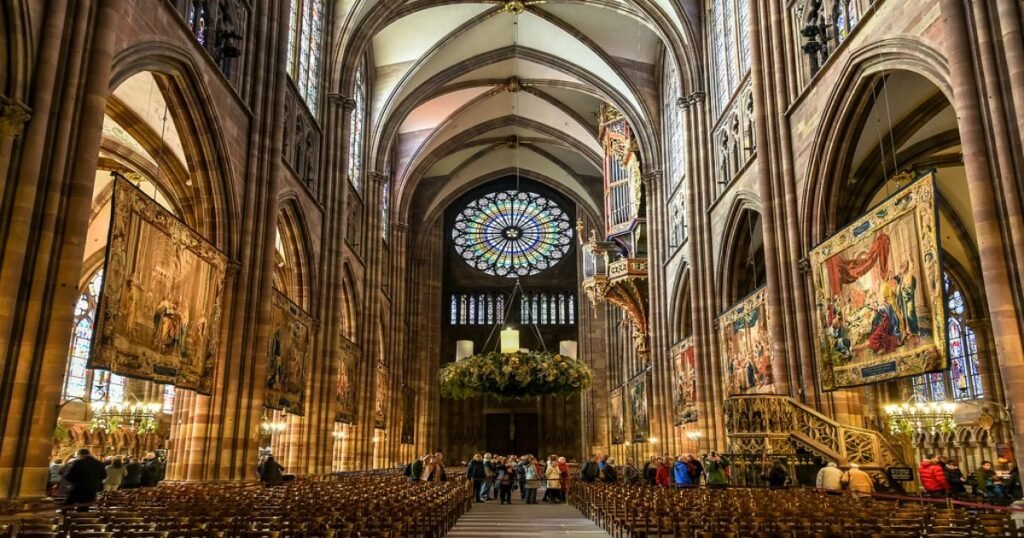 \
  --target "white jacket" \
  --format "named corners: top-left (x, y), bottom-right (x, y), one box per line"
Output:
top-left (816, 465), bottom-right (844, 491)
